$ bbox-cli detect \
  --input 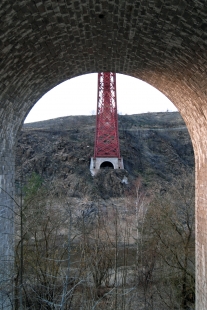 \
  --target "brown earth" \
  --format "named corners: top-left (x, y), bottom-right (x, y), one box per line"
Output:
top-left (15, 112), bottom-right (194, 198)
